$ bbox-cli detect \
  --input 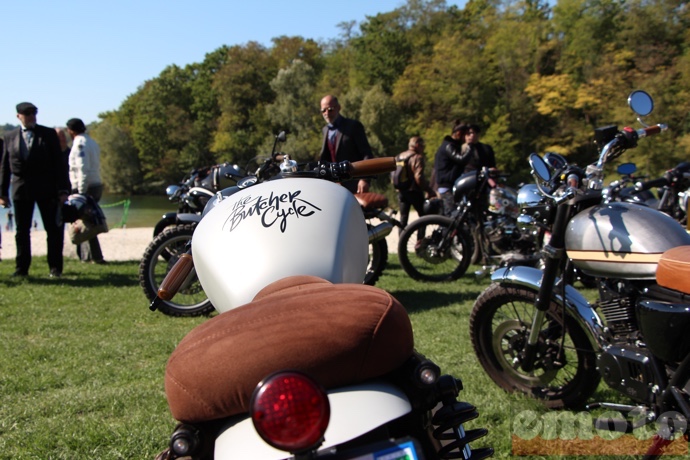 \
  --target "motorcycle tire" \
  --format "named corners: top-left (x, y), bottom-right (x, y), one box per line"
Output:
top-left (469, 283), bottom-right (600, 409)
top-left (153, 225), bottom-right (176, 262)
top-left (397, 214), bottom-right (472, 282)
top-left (139, 224), bottom-right (214, 317)
top-left (364, 232), bottom-right (387, 286)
